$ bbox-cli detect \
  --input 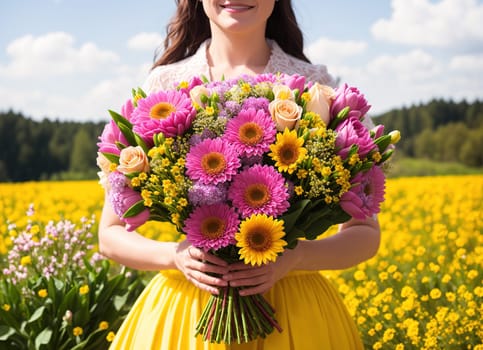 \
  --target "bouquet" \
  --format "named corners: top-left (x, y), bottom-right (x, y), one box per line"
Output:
top-left (96, 73), bottom-right (399, 344)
